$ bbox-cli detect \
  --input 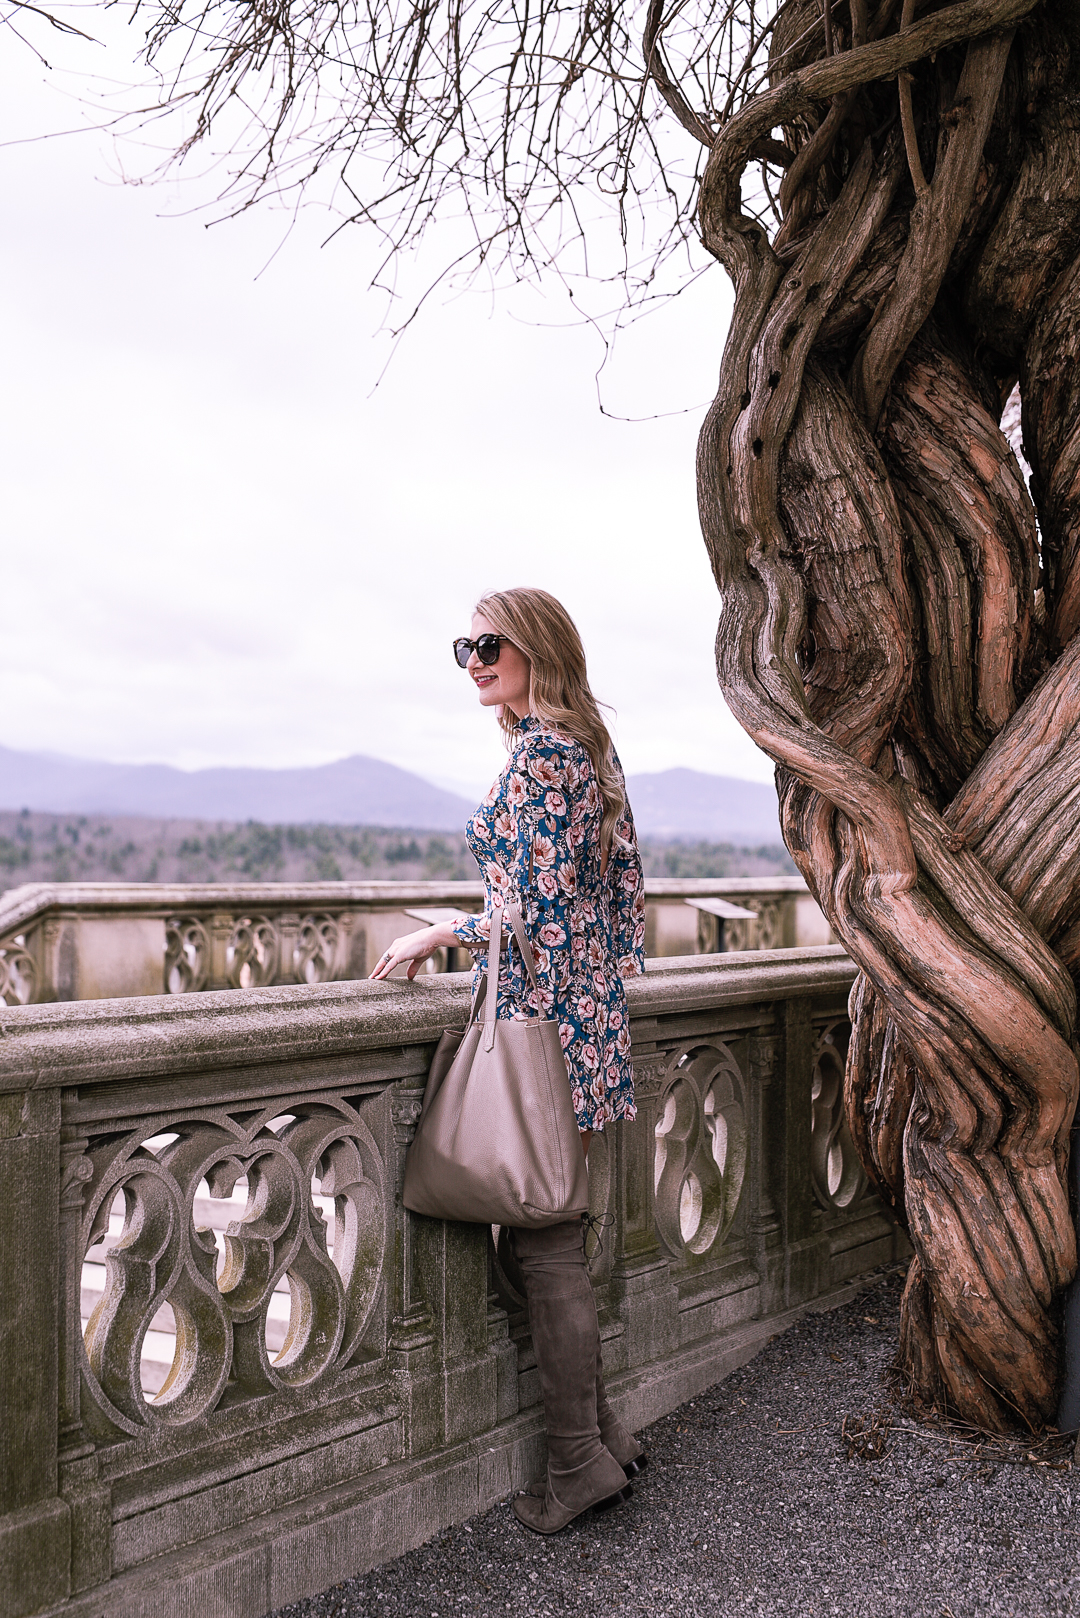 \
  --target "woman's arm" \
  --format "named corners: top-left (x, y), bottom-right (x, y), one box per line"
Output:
top-left (368, 919), bottom-right (460, 980)
top-left (455, 737), bottom-right (573, 1004)
top-left (504, 742), bottom-right (576, 1017)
